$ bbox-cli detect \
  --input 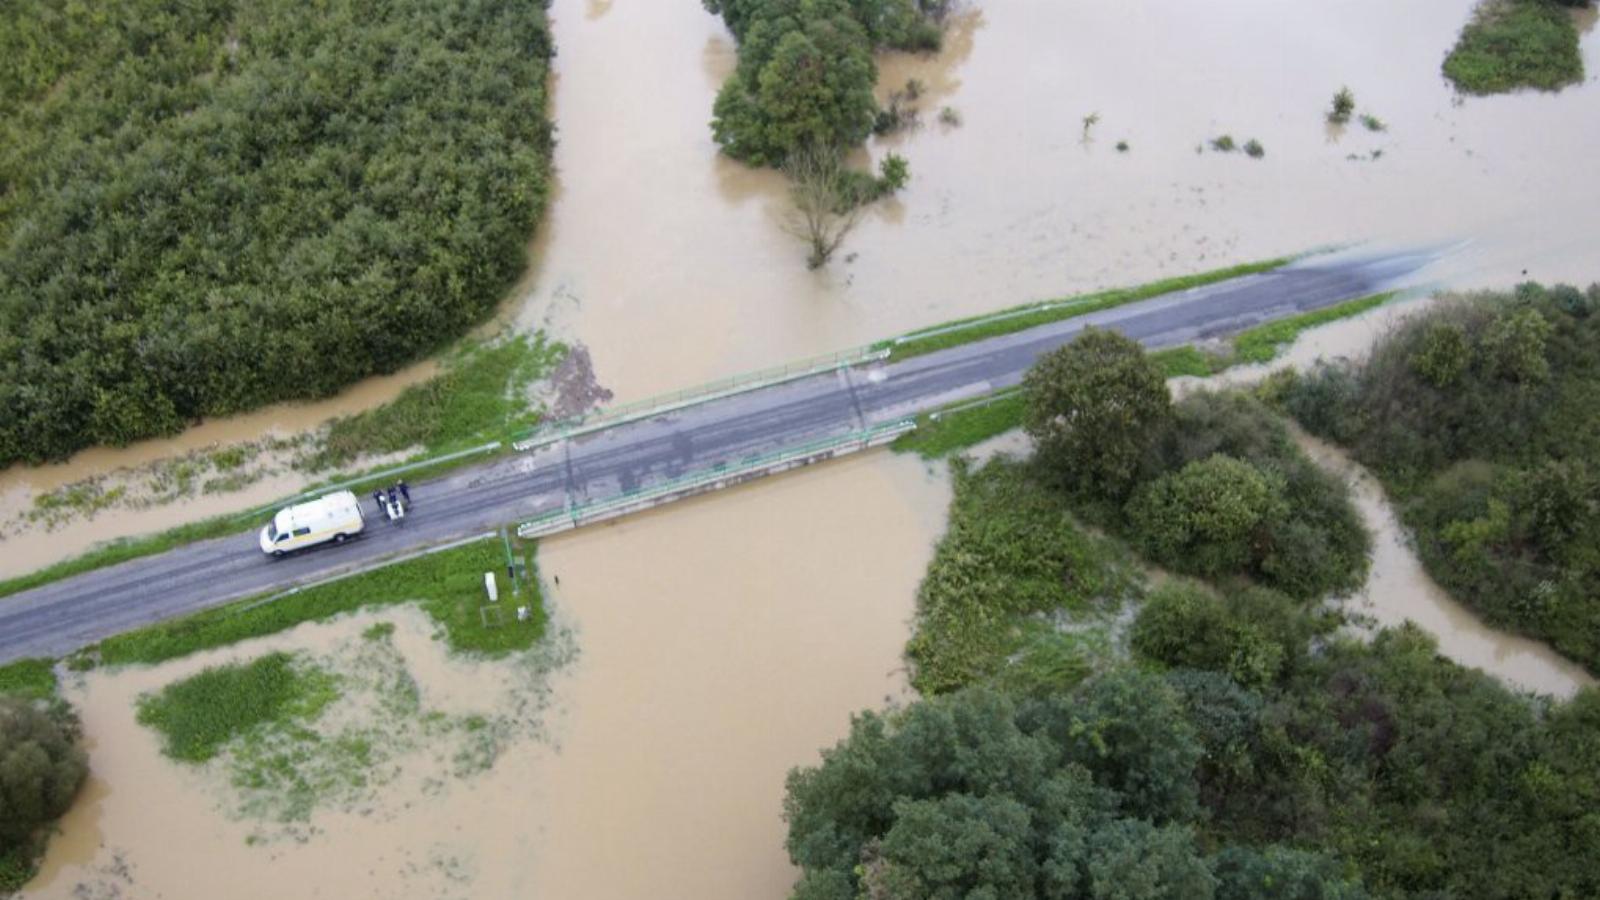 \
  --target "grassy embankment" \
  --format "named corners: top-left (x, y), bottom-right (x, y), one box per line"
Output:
top-left (79, 537), bottom-right (545, 669)
top-left (0, 657), bottom-right (56, 700)
top-left (1443, 0), bottom-right (1587, 94)
top-left (893, 291), bottom-right (1397, 459)
top-left (0, 335), bottom-right (560, 603)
